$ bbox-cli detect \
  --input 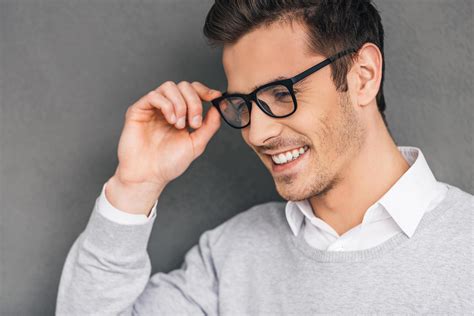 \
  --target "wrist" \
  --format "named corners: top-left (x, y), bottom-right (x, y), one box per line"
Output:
top-left (105, 174), bottom-right (166, 216)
